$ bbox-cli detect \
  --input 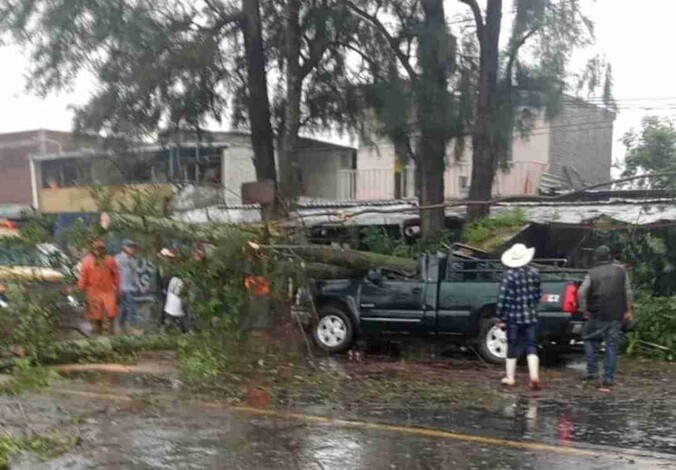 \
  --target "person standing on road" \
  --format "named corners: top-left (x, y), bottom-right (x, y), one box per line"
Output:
top-left (497, 243), bottom-right (542, 390)
top-left (578, 245), bottom-right (634, 389)
top-left (116, 240), bottom-right (142, 335)
top-left (78, 236), bottom-right (119, 335)
top-left (157, 248), bottom-right (188, 333)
